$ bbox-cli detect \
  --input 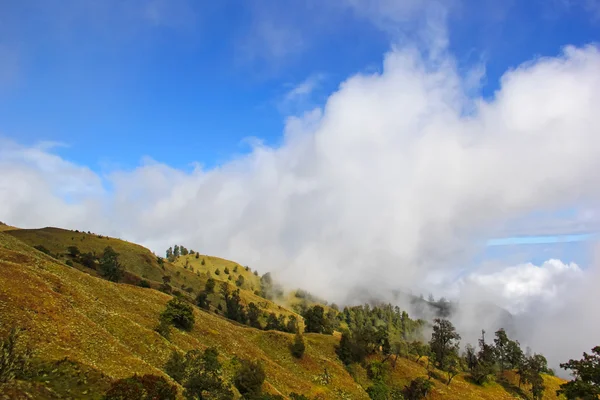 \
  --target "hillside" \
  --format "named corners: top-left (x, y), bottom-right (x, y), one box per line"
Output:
top-left (5, 228), bottom-right (299, 325)
top-left (0, 229), bottom-right (567, 399)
